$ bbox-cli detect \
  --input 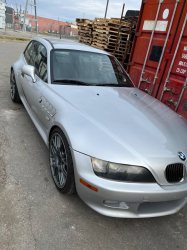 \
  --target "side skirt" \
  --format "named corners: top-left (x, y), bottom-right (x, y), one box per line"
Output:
top-left (20, 95), bottom-right (49, 147)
